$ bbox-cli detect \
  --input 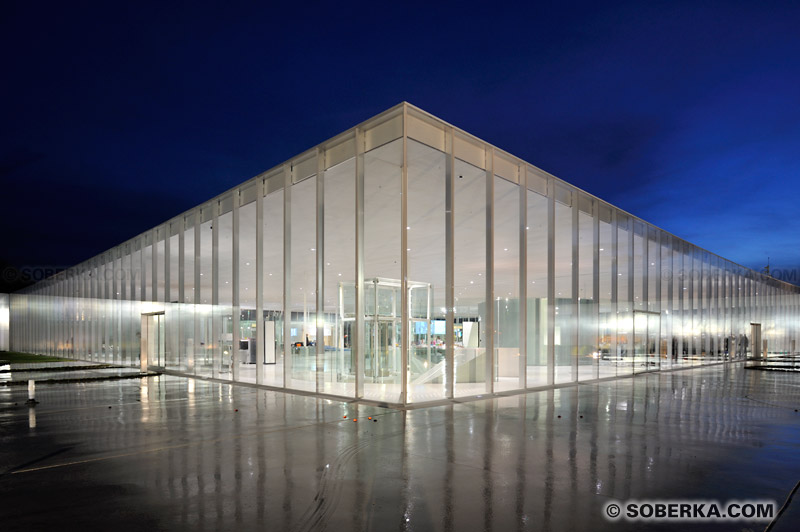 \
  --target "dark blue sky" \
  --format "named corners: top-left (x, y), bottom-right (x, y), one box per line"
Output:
top-left (2, 0), bottom-right (799, 290)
